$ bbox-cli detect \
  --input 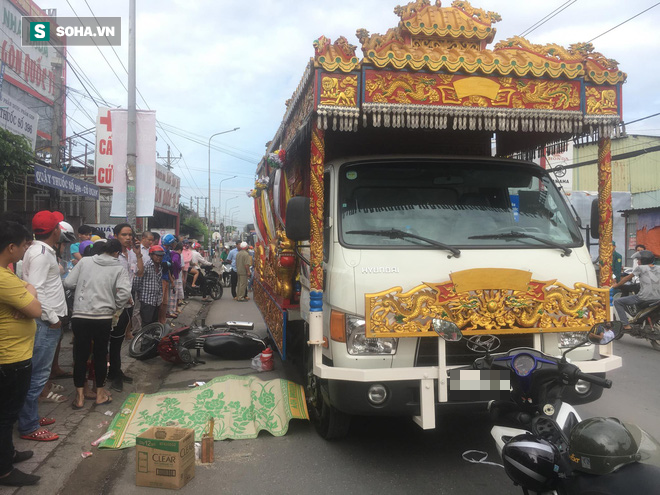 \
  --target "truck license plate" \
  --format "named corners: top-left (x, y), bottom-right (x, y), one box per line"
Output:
top-left (448, 370), bottom-right (510, 401)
